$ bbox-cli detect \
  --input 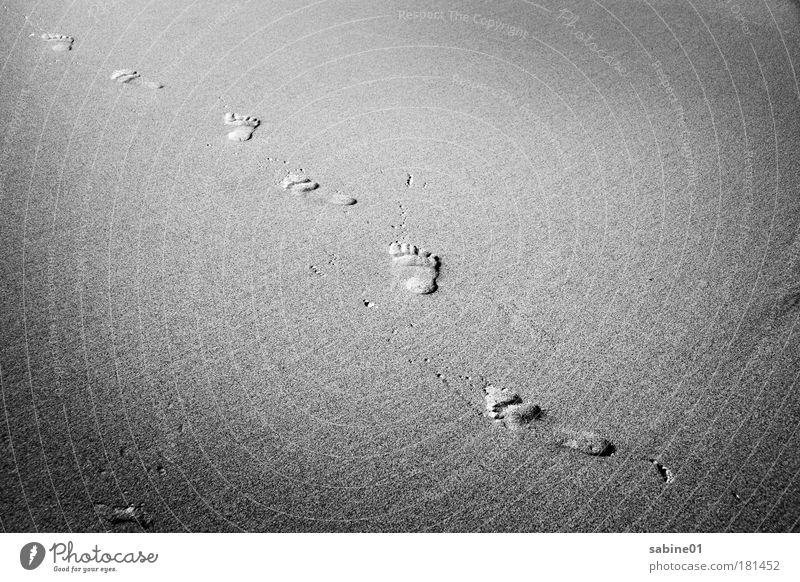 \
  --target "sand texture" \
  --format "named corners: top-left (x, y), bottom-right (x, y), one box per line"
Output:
top-left (1, 0), bottom-right (799, 532)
